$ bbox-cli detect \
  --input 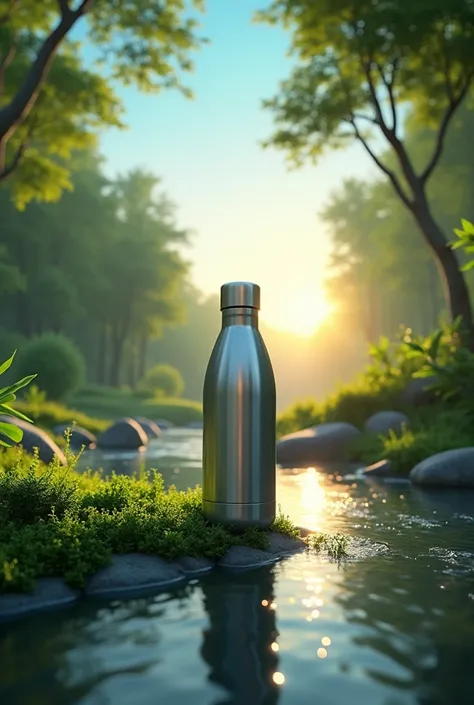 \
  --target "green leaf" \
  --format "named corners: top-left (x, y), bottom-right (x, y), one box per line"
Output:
top-left (405, 341), bottom-right (424, 353)
top-left (461, 219), bottom-right (474, 235)
top-left (0, 421), bottom-right (23, 443)
top-left (428, 330), bottom-right (443, 361)
top-left (461, 261), bottom-right (474, 272)
top-left (0, 350), bottom-right (16, 376)
top-left (0, 403), bottom-right (33, 423)
top-left (0, 374), bottom-right (37, 402)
